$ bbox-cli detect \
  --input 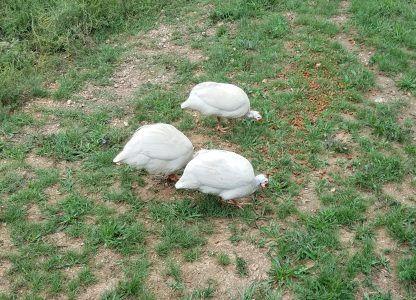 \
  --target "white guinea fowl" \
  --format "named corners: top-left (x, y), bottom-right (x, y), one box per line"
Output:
top-left (180, 82), bottom-right (262, 132)
top-left (113, 123), bottom-right (193, 181)
top-left (175, 149), bottom-right (268, 208)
